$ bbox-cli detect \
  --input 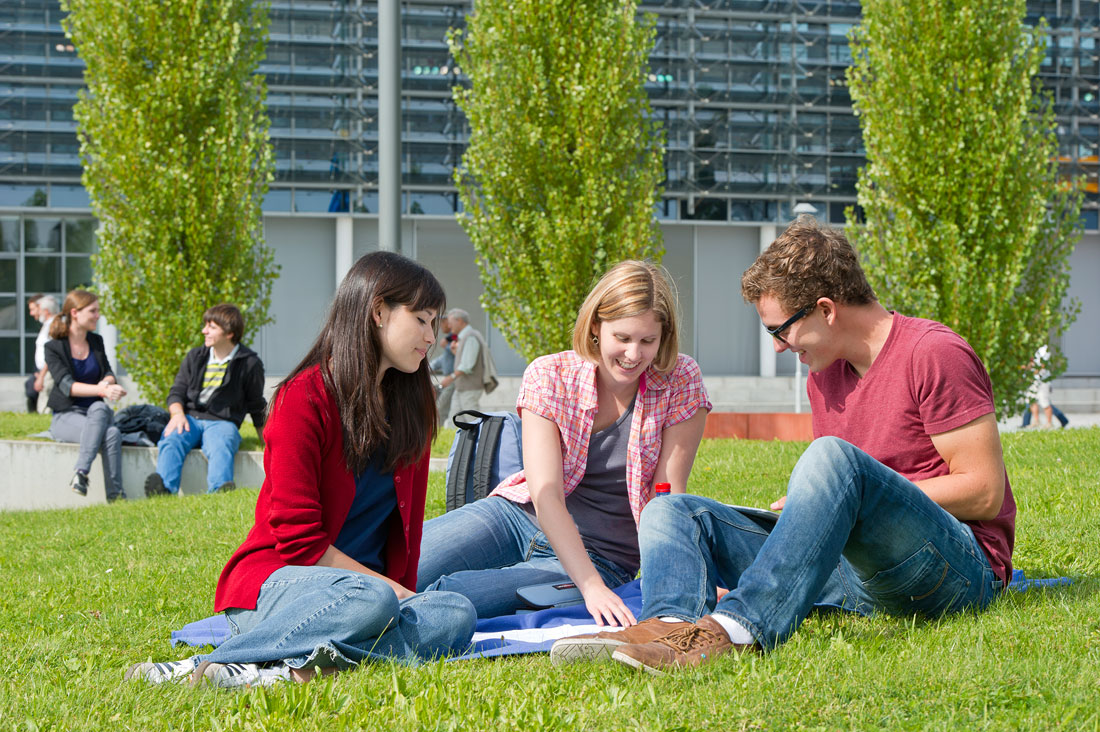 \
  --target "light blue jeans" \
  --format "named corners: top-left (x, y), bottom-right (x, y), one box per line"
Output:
top-left (417, 496), bottom-right (634, 618)
top-left (638, 437), bottom-right (1004, 650)
top-left (50, 401), bottom-right (123, 499)
top-left (156, 416), bottom-right (241, 494)
top-left (196, 565), bottom-right (476, 669)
